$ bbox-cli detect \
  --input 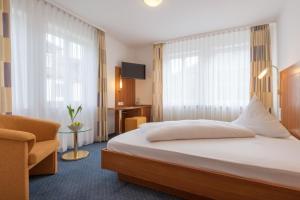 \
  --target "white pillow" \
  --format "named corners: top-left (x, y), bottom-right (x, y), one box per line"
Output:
top-left (146, 122), bottom-right (255, 142)
top-left (232, 96), bottom-right (291, 138)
